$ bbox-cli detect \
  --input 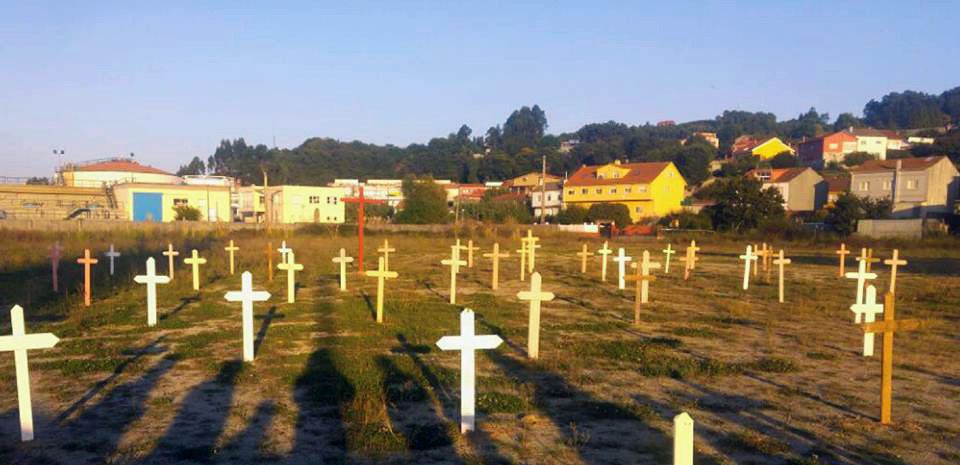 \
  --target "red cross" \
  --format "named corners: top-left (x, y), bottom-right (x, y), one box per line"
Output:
top-left (342, 185), bottom-right (385, 273)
